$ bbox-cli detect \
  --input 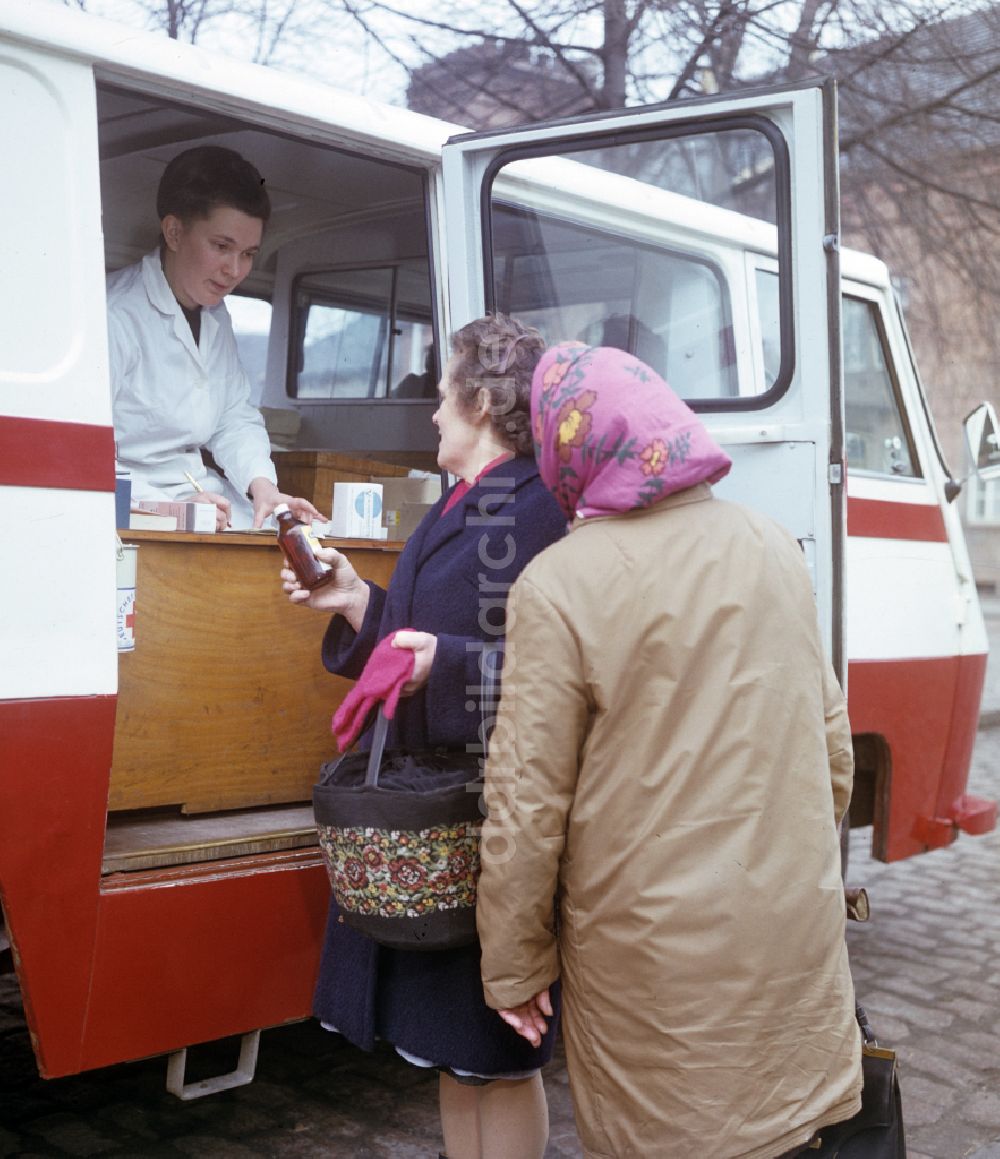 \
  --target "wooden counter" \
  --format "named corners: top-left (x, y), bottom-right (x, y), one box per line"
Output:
top-left (110, 530), bottom-right (400, 814)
